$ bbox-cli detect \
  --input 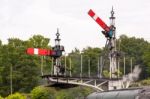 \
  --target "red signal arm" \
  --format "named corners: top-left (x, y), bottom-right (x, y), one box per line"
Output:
top-left (27, 48), bottom-right (54, 56)
top-left (88, 9), bottom-right (110, 32)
